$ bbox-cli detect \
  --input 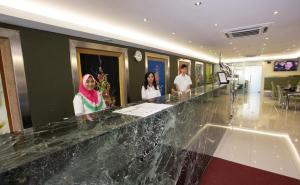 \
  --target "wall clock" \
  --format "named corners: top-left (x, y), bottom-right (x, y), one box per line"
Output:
top-left (134, 50), bottom-right (143, 62)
